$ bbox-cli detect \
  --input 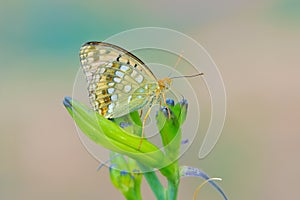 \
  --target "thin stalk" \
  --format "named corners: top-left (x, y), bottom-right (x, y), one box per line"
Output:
top-left (138, 163), bottom-right (165, 200)
top-left (166, 178), bottom-right (179, 200)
